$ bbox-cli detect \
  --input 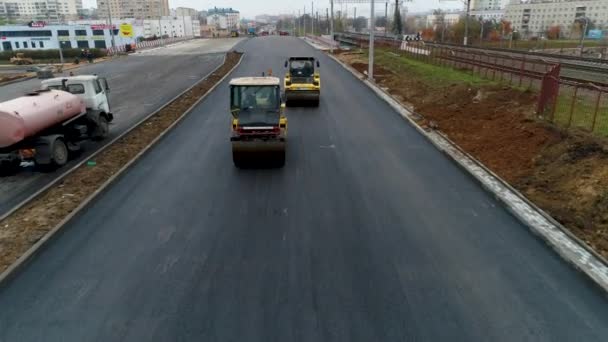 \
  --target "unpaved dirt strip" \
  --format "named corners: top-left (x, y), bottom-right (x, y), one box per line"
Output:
top-left (0, 51), bottom-right (242, 273)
